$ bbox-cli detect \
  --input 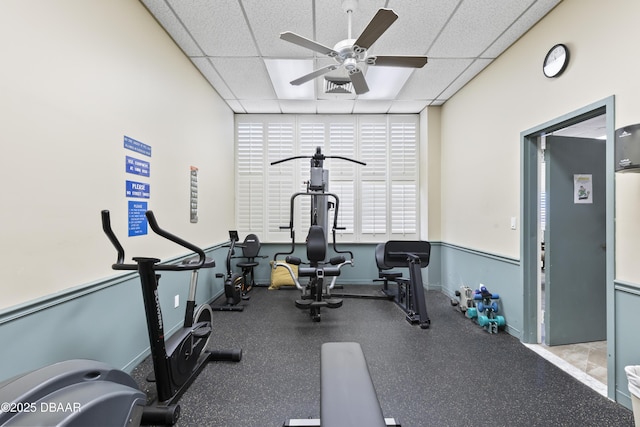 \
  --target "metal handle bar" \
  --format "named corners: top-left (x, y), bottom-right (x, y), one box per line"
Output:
top-left (101, 210), bottom-right (207, 271)
top-left (270, 154), bottom-right (366, 166)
